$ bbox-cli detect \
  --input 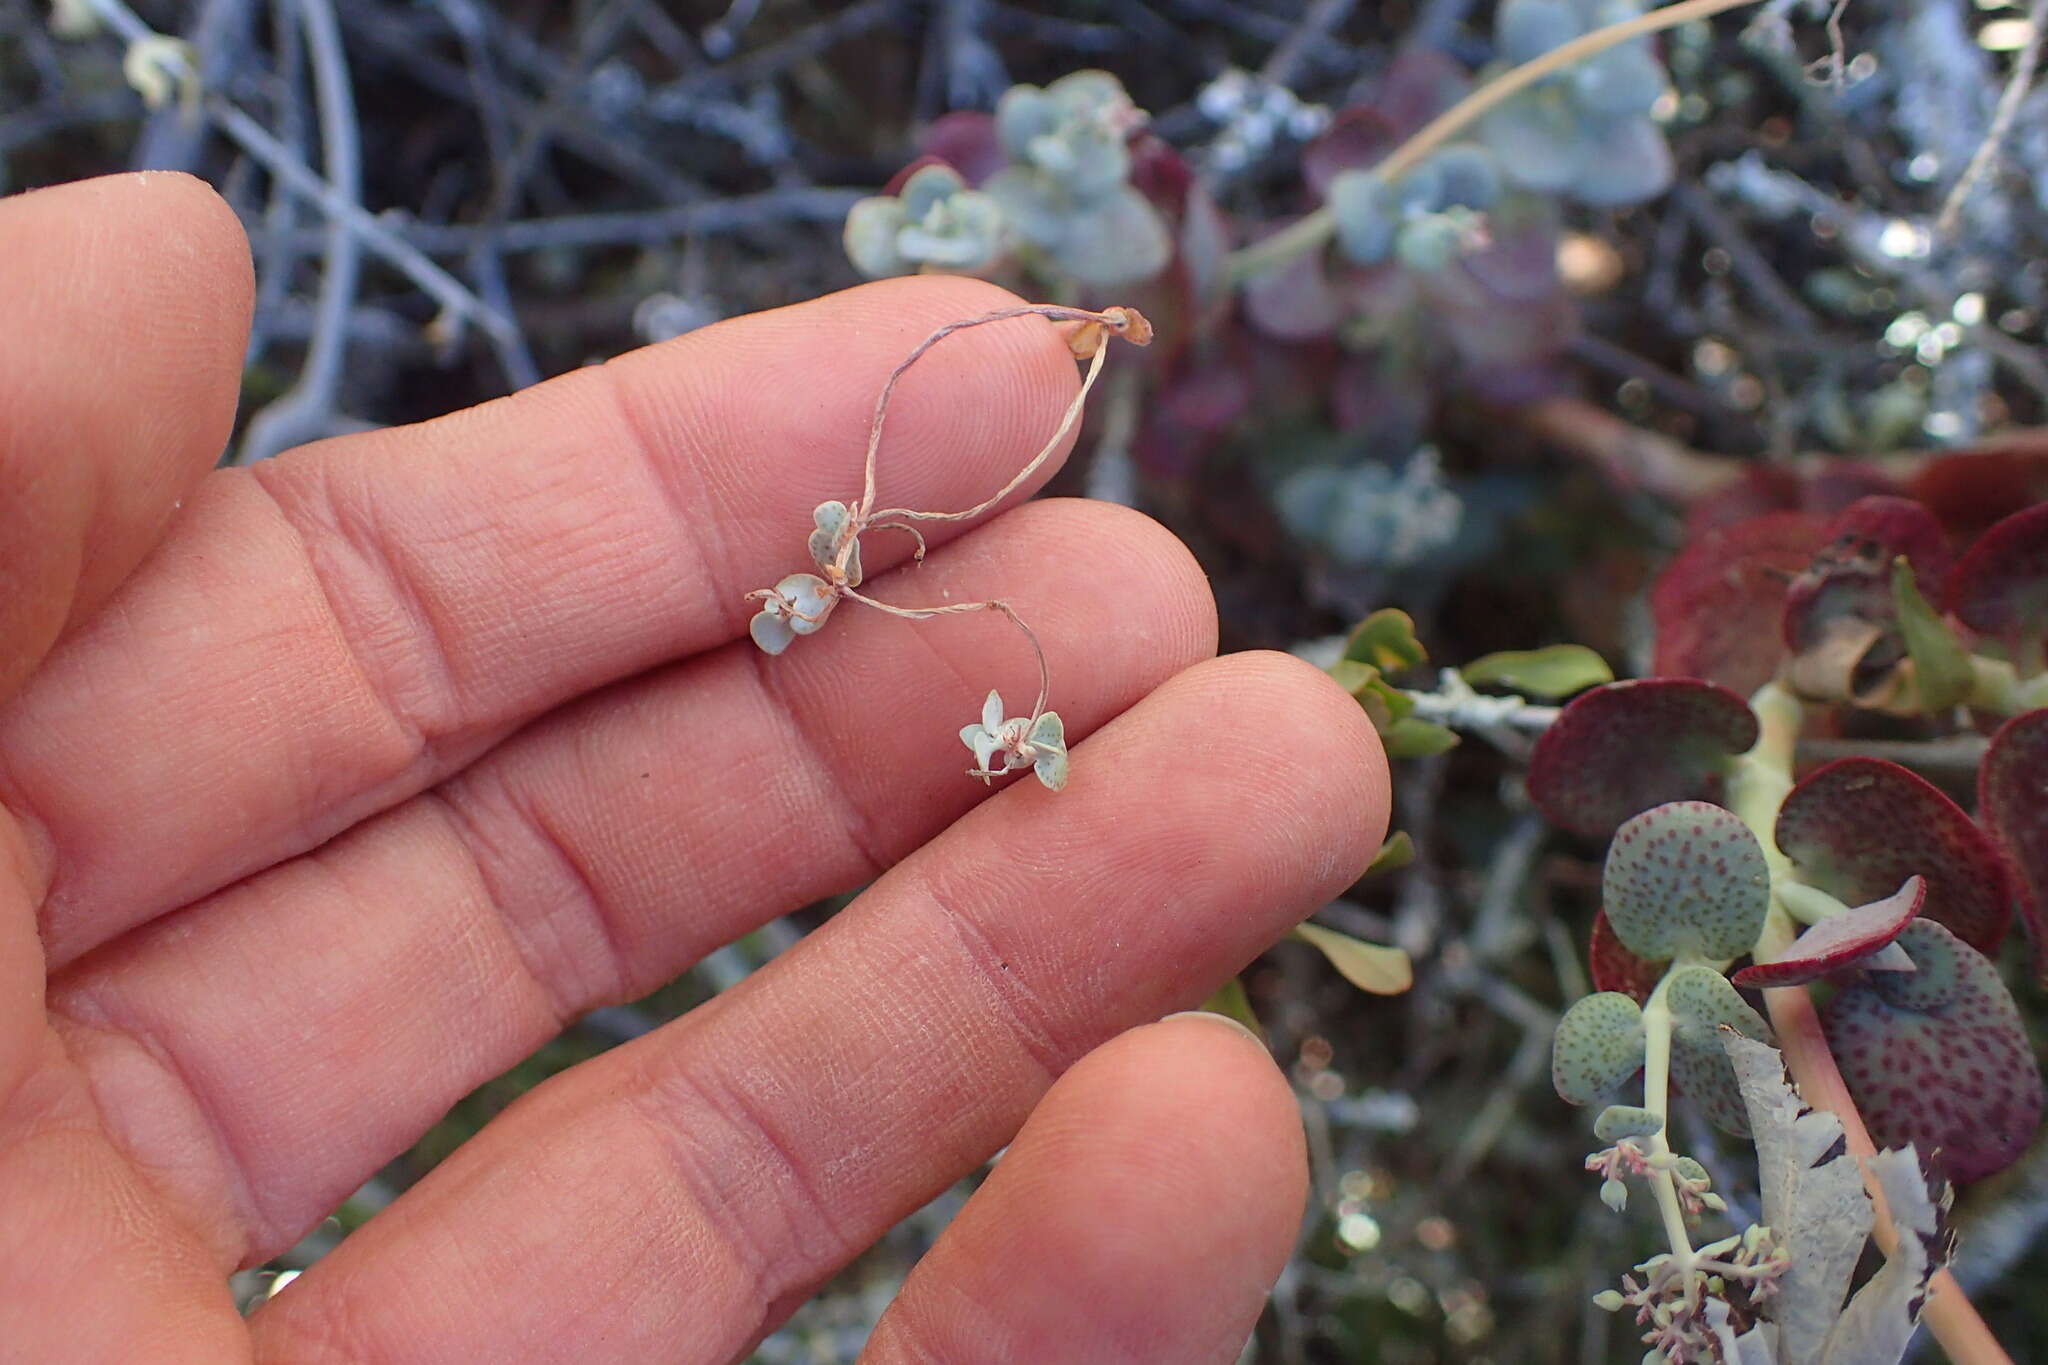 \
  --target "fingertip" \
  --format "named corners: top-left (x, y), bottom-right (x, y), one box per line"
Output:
top-left (0, 172), bottom-right (253, 696)
top-left (862, 1015), bottom-right (1307, 1365)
